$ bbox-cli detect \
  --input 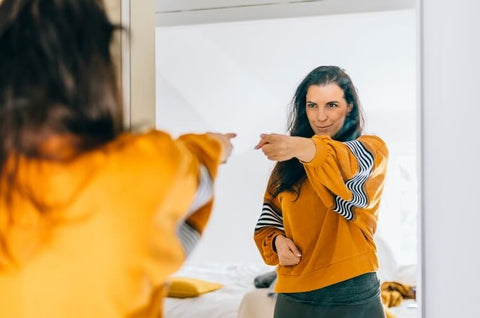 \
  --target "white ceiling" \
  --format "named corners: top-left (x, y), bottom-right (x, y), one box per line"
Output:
top-left (158, 0), bottom-right (326, 12)
top-left (156, 0), bottom-right (415, 26)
